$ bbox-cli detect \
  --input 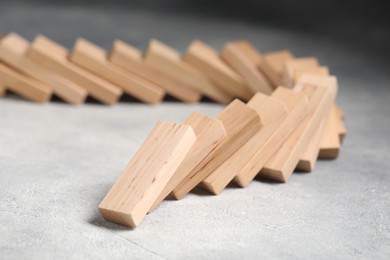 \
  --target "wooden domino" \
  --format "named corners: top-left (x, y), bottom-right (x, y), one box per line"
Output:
top-left (99, 121), bottom-right (196, 227)
top-left (26, 35), bottom-right (122, 105)
top-left (259, 50), bottom-right (295, 87)
top-left (70, 38), bottom-right (164, 104)
top-left (318, 105), bottom-right (341, 158)
top-left (0, 33), bottom-right (87, 105)
top-left (182, 40), bottom-right (254, 101)
top-left (221, 41), bottom-right (273, 95)
top-left (171, 99), bottom-right (262, 199)
top-left (281, 57), bottom-right (319, 88)
top-left (149, 112), bottom-right (226, 212)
